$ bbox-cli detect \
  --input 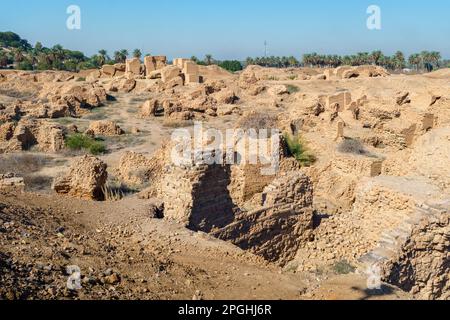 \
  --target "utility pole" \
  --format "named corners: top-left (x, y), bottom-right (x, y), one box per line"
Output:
top-left (264, 41), bottom-right (267, 58)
